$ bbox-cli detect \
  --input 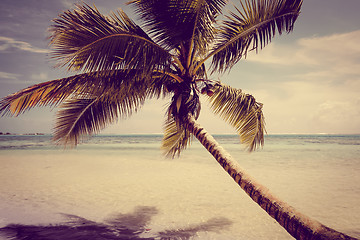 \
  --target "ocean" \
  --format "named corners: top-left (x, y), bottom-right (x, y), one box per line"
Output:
top-left (0, 134), bottom-right (359, 239)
